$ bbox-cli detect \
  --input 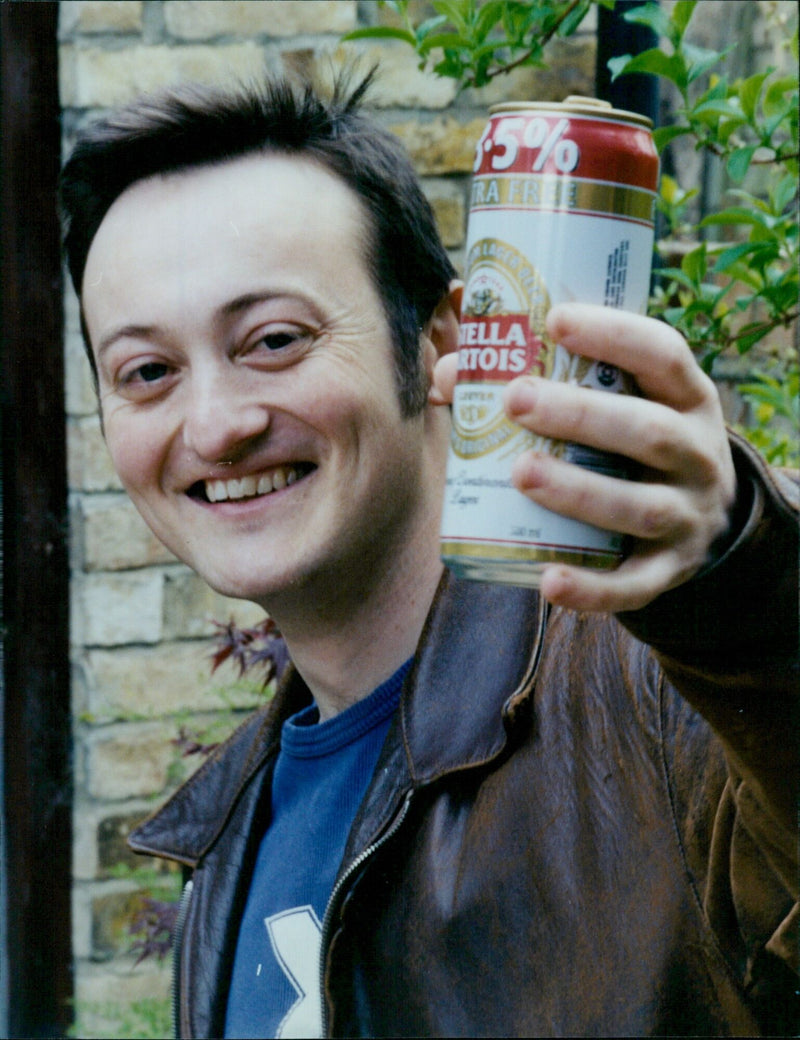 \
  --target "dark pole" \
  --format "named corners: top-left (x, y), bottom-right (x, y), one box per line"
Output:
top-left (595, 0), bottom-right (660, 125)
top-left (1, 2), bottom-right (73, 1036)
